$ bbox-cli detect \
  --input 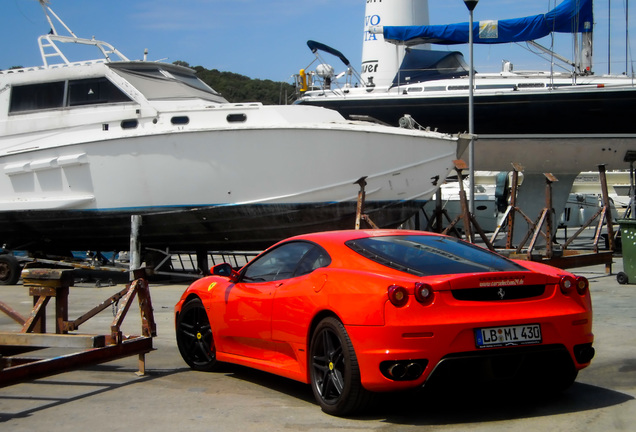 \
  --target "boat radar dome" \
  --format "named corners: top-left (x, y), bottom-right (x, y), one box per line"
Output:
top-left (316, 63), bottom-right (335, 79)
